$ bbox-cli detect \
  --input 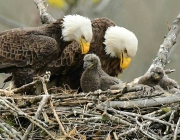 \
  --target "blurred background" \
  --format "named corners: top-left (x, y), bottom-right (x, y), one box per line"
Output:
top-left (0, 0), bottom-right (180, 87)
